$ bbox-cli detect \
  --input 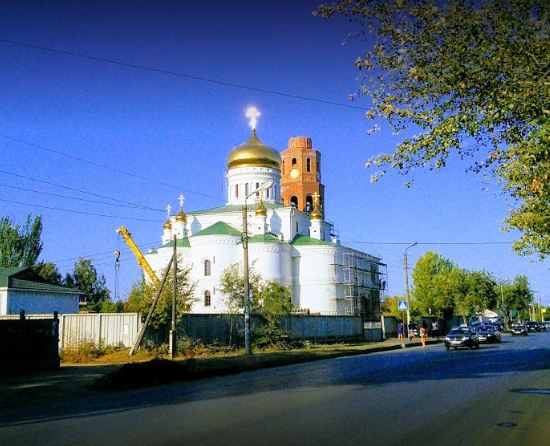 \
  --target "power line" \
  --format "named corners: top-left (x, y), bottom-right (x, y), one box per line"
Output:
top-left (341, 240), bottom-right (514, 245)
top-left (0, 38), bottom-right (368, 111)
top-left (1, 135), bottom-right (224, 202)
top-left (0, 197), bottom-right (162, 223)
top-left (0, 169), bottom-right (164, 212)
top-left (52, 240), bottom-right (159, 265)
top-left (0, 182), bottom-right (165, 213)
